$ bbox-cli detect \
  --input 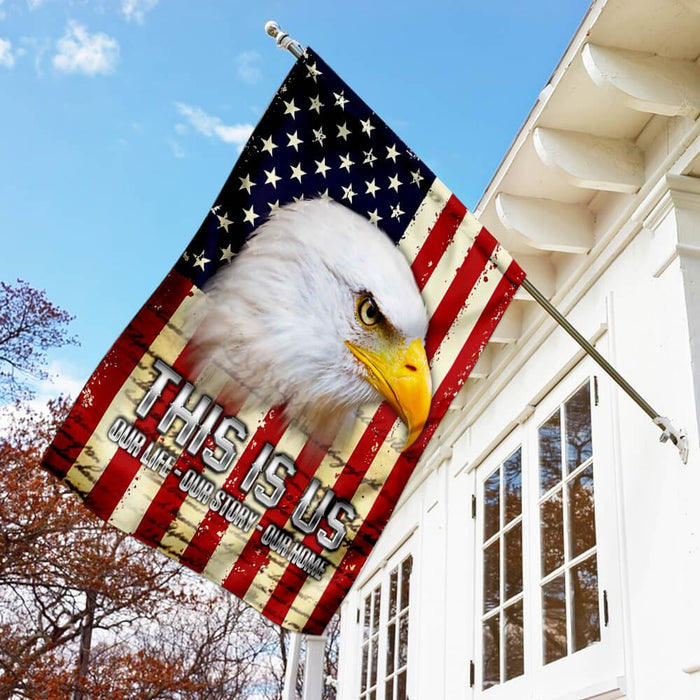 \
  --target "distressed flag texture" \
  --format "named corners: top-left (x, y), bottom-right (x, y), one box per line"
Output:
top-left (43, 49), bottom-right (524, 634)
